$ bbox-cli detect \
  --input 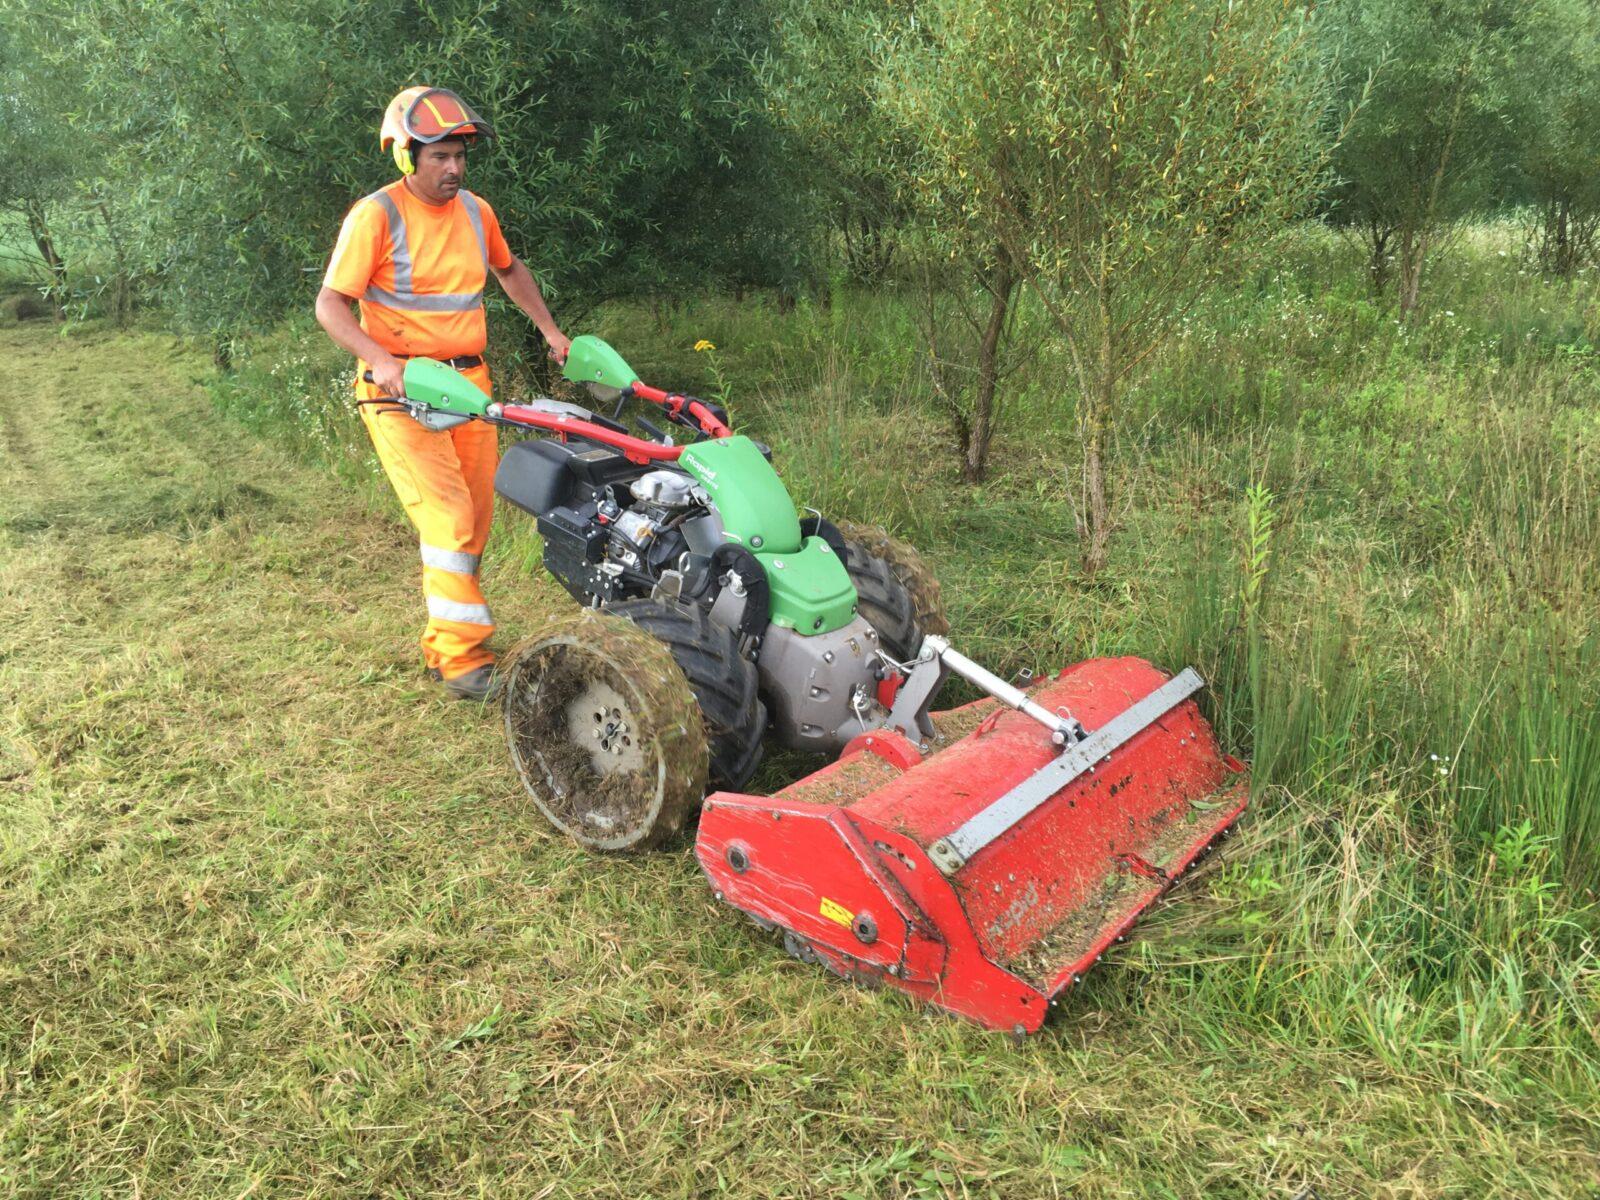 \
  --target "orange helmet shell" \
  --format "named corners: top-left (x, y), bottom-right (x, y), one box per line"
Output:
top-left (380, 87), bottom-right (493, 175)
